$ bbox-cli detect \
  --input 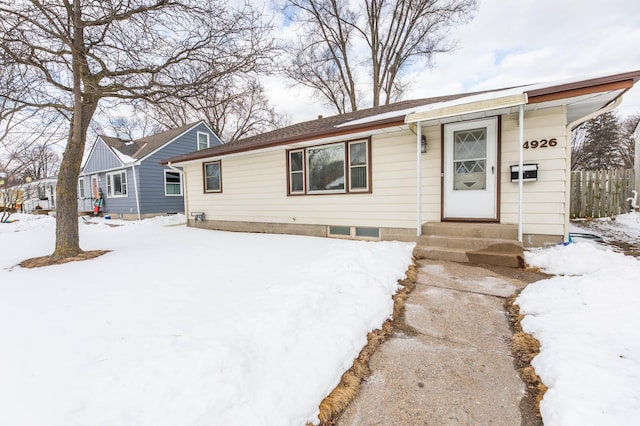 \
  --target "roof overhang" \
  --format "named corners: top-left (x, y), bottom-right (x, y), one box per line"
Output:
top-left (405, 72), bottom-right (639, 128)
